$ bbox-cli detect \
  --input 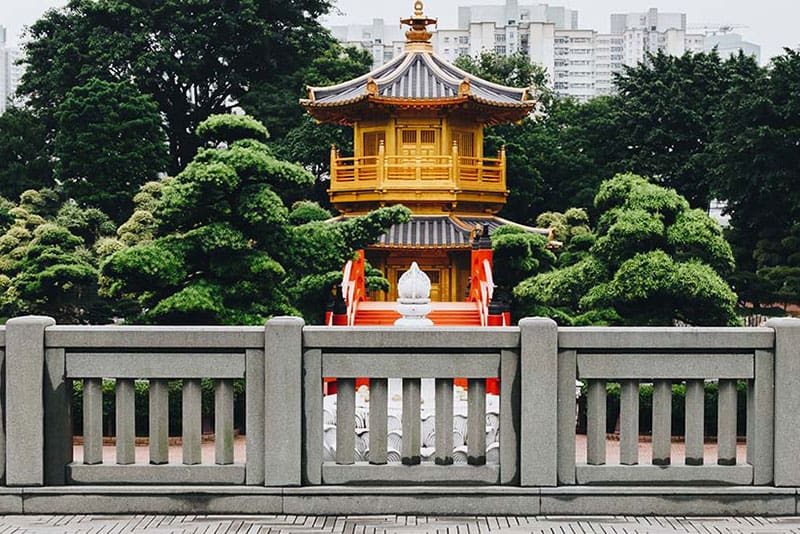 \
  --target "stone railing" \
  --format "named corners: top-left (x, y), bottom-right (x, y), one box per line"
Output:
top-left (1, 315), bottom-right (800, 515)
top-left (302, 325), bottom-right (518, 485)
